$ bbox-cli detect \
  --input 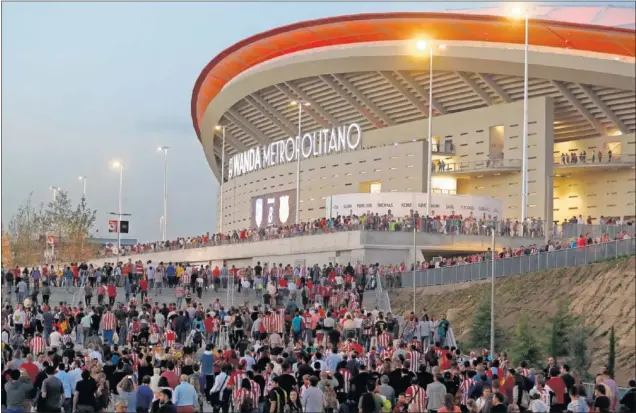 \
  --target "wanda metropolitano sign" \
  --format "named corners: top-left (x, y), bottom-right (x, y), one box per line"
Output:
top-left (228, 123), bottom-right (362, 179)
top-left (325, 192), bottom-right (502, 219)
